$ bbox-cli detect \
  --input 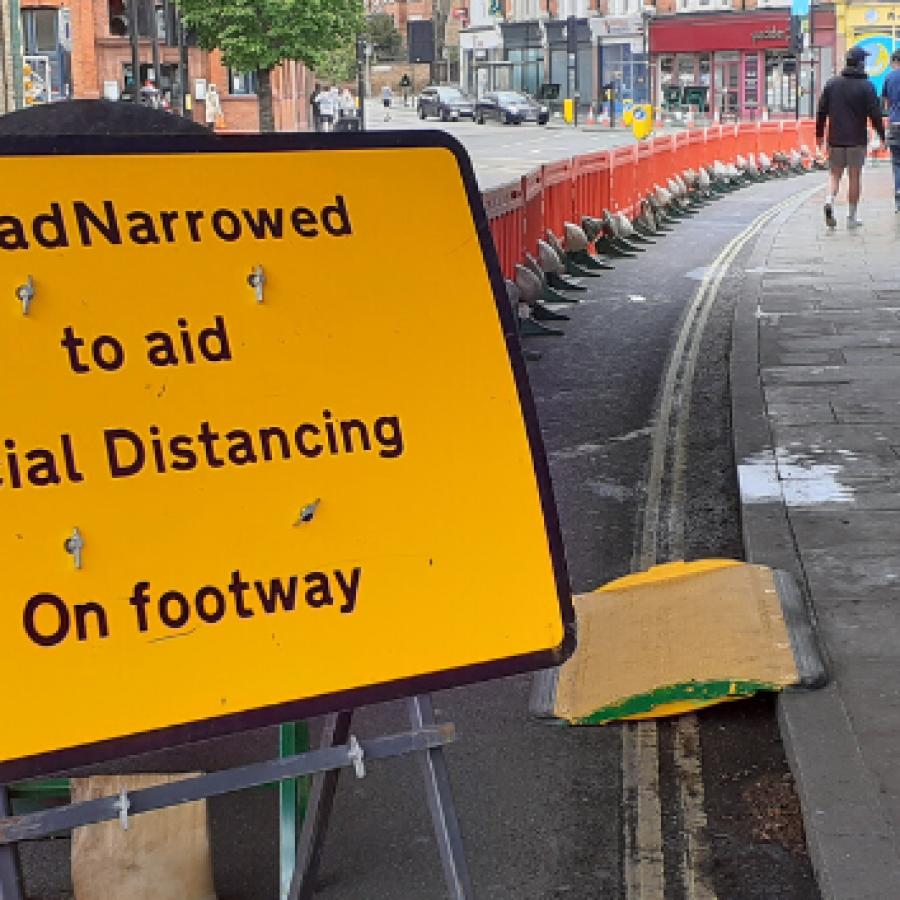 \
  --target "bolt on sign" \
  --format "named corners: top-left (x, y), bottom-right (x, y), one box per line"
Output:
top-left (0, 132), bottom-right (573, 781)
